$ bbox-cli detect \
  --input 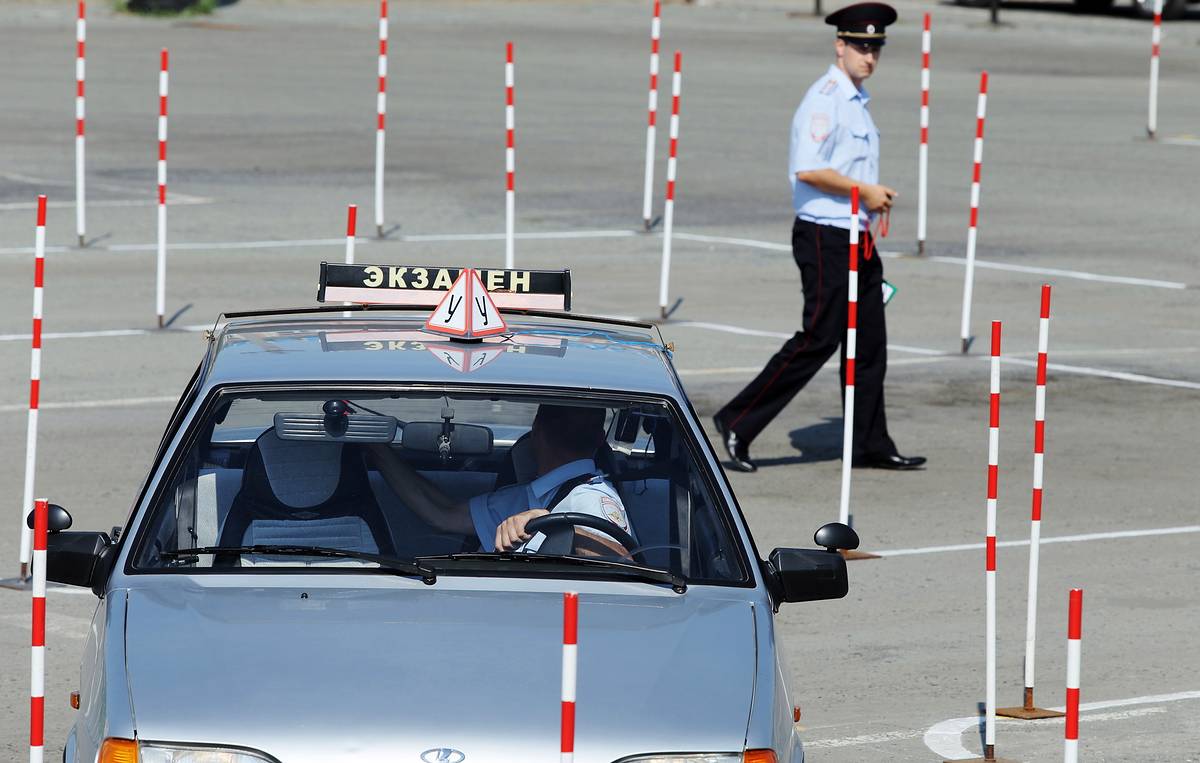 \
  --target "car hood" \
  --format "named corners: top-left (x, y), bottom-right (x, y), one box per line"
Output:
top-left (125, 581), bottom-right (757, 763)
